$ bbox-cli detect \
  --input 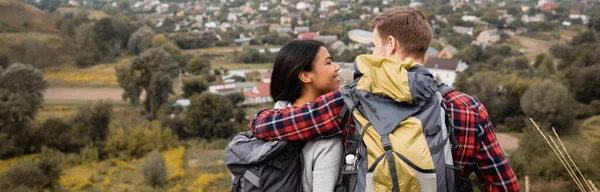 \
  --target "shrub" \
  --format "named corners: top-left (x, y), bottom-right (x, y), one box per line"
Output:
top-left (38, 118), bottom-right (75, 152)
top-left (142, 150), bottom-right (167, 188)
top-left (0, 161), bottom-right (49, 189)
top-left (104, 121), bottom-right (178, 159)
